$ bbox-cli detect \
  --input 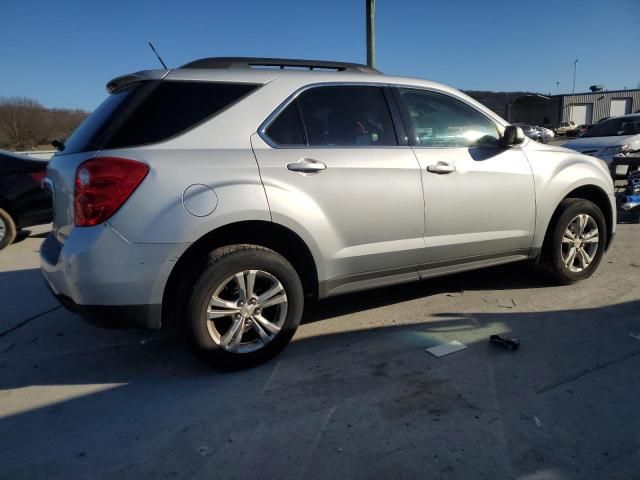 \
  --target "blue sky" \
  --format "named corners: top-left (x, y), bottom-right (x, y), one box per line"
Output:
top-left (2, 0), bottom-right (639, 111)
